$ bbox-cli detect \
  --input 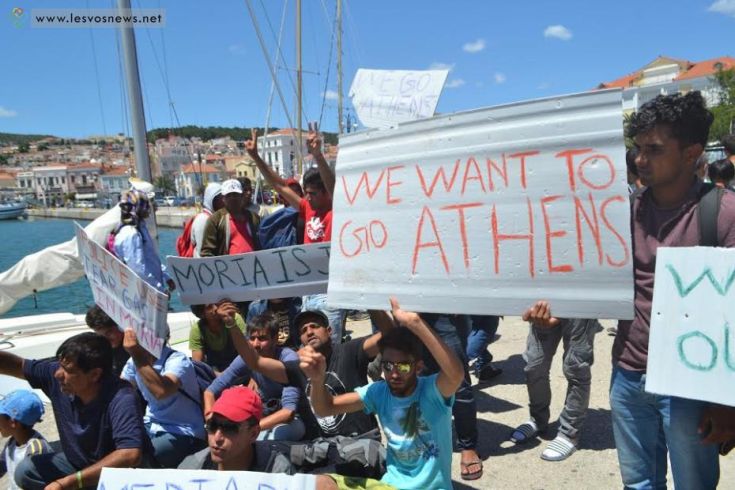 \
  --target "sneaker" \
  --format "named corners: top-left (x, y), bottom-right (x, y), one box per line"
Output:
top-left (477, 364), bottom-right (503, 382)
top-left (541, 435), bottom-right (577, 461)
